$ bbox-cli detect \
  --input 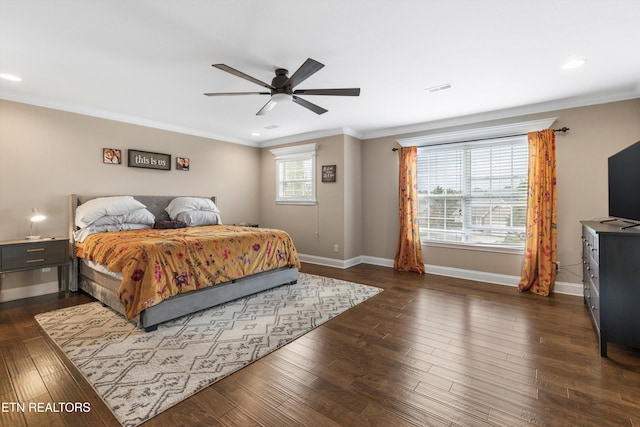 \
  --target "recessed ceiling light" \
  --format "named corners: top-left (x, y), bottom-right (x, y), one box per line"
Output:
top-left (425, 83), bottom-right (453, 94)
top-left (0, 73), bottom-right (22, 82)
top-left (562, 59), bottom-right (587, 69)
top-left (251, 132), bottom-right (261, 136)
